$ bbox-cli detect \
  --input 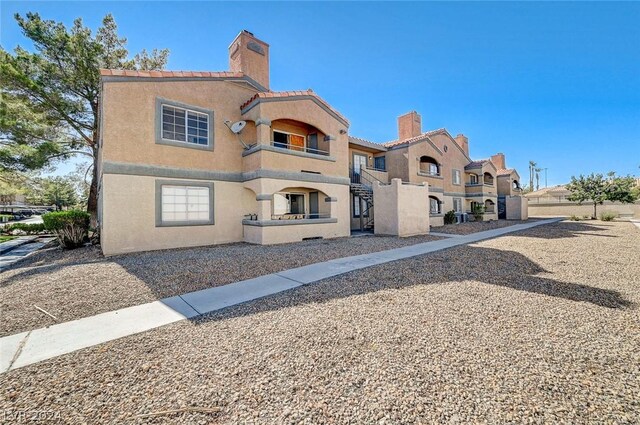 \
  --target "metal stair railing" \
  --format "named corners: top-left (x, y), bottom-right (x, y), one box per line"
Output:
top-left (349, 167), bottom-right (381, 230)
